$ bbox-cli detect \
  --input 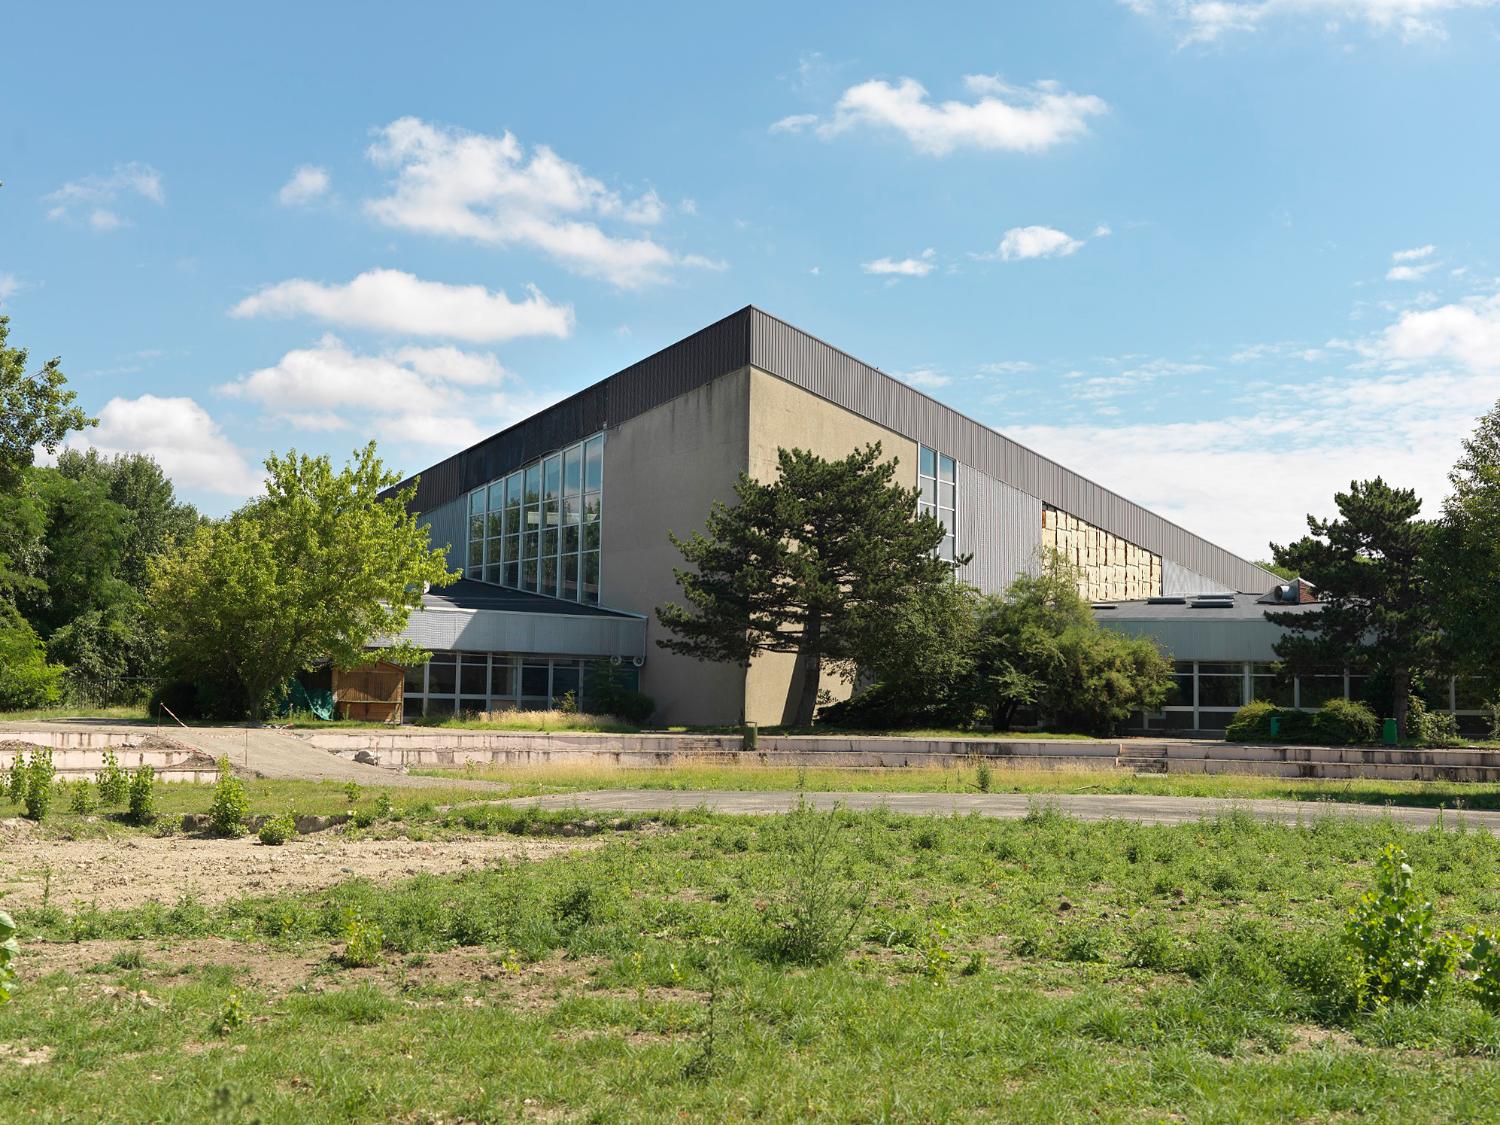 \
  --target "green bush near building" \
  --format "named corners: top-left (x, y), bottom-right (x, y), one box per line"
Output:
top-left (1227, 698), bottom-right (1380, 745)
